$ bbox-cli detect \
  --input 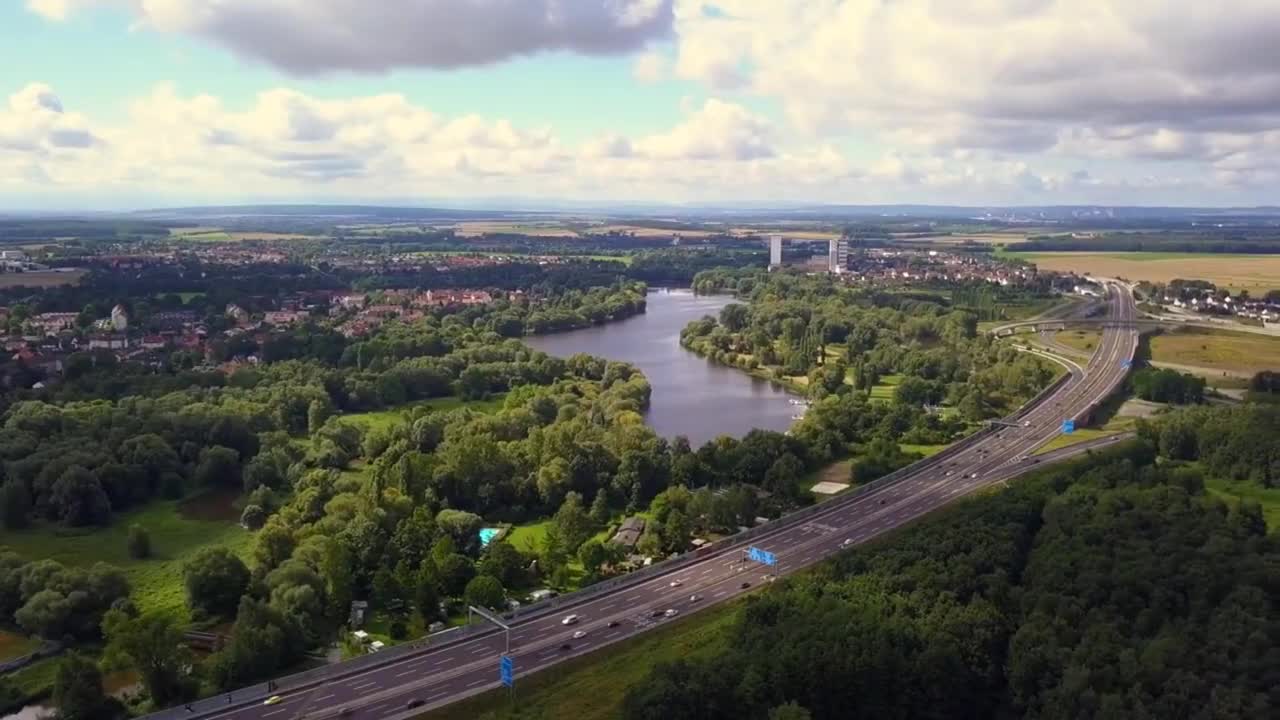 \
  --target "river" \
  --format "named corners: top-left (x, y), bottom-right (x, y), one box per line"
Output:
top-left (524, 289), bottom-right (800, 446)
